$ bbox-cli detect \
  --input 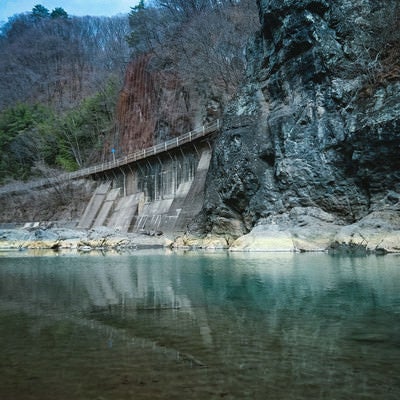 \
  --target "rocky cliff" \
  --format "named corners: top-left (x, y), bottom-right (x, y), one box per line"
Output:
top-left (116, 55), bottom-right (194, 154)
top-left (192, 0), bottom-right (400, 252)
top-left (116, 55), bottom-right (222, 155)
